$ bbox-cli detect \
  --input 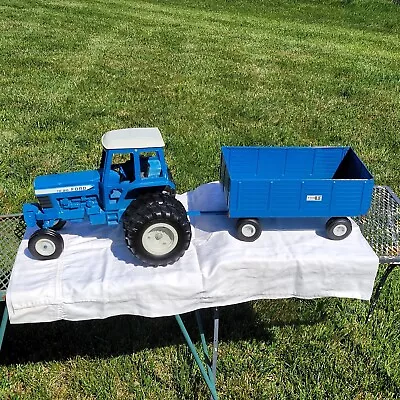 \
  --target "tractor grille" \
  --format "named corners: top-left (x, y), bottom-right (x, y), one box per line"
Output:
top-left (37, 195), bottom-right (52, 209)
